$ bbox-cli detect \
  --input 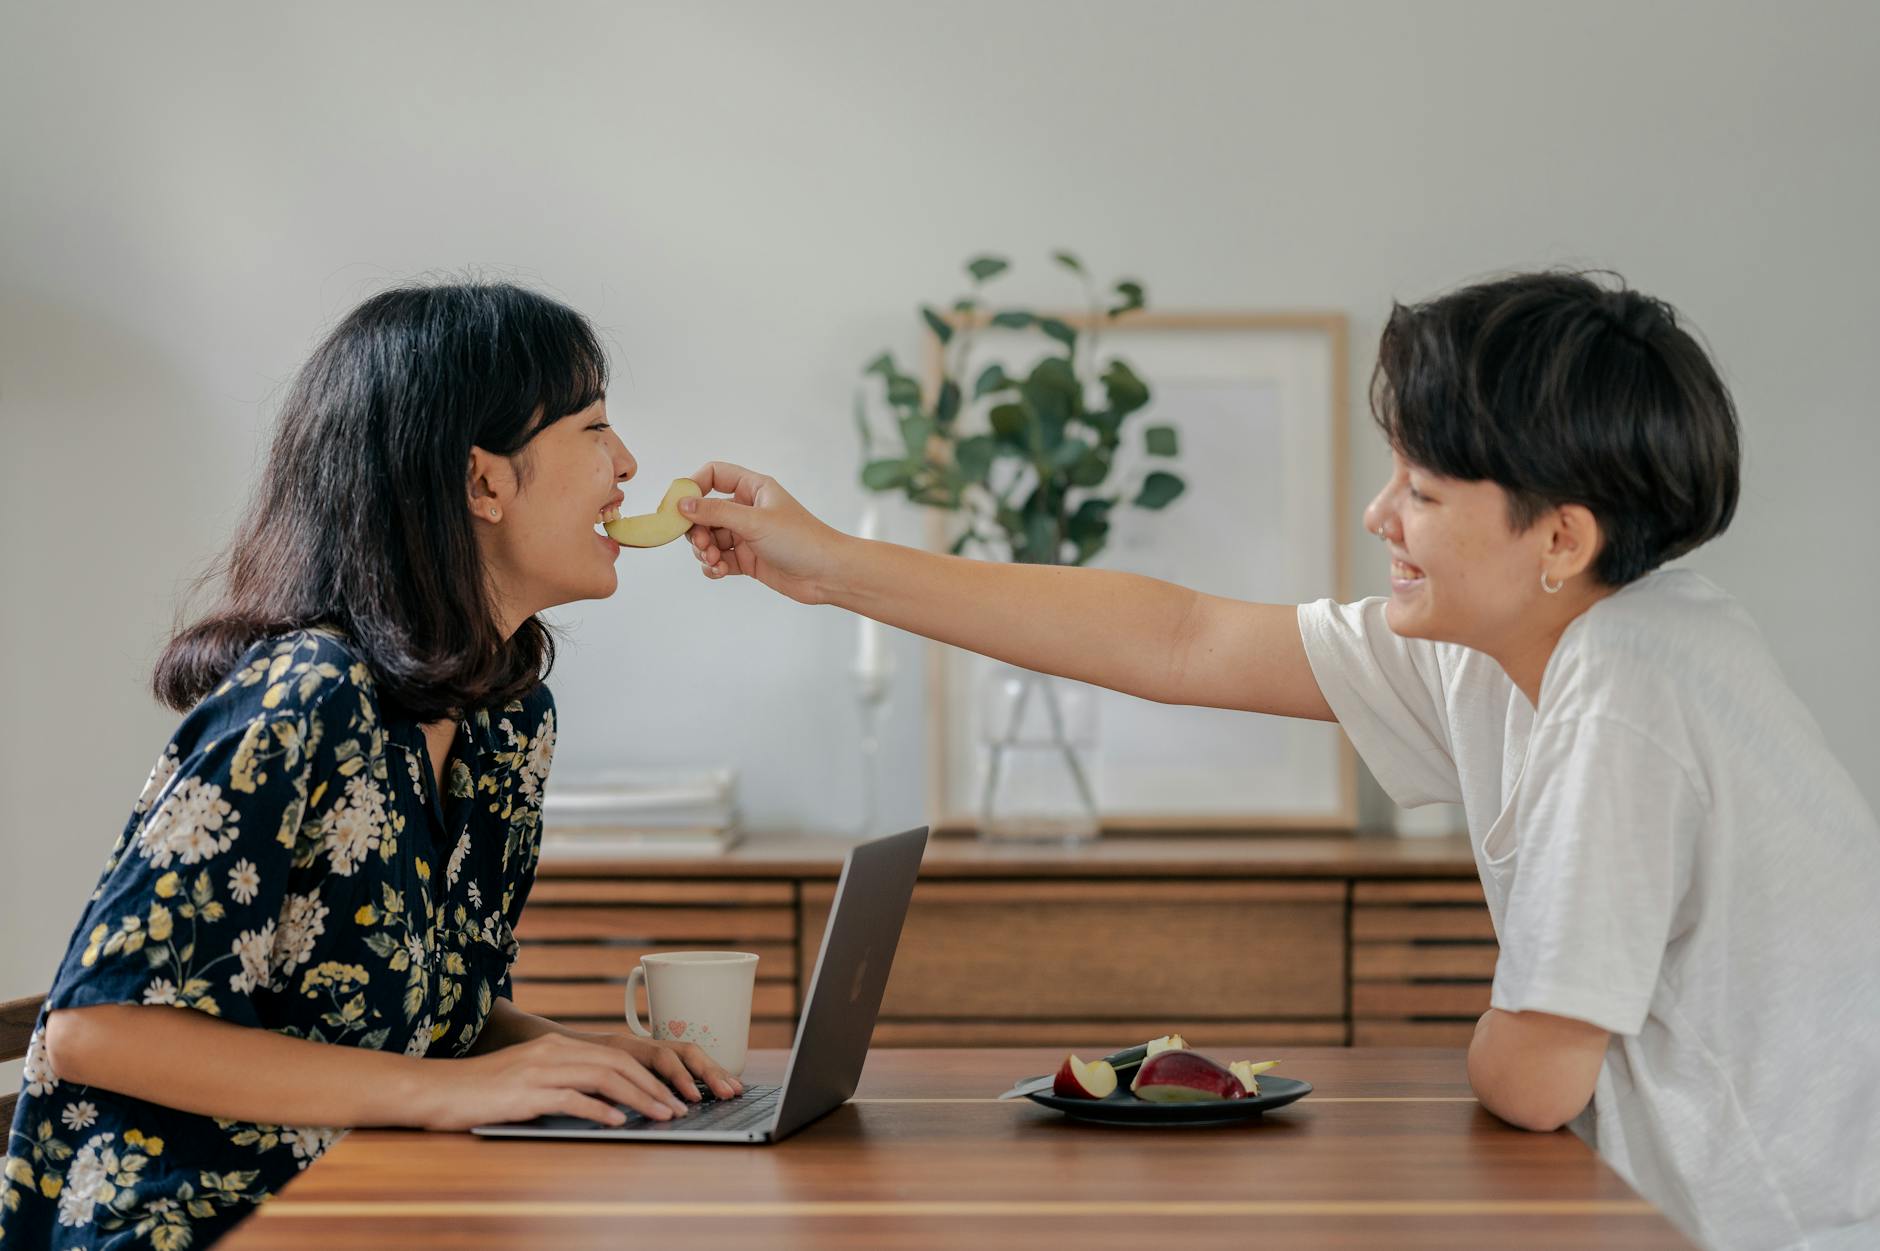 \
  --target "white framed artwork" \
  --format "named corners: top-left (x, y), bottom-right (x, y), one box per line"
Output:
top-left (921, 312), bottom-right (1358, 834)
